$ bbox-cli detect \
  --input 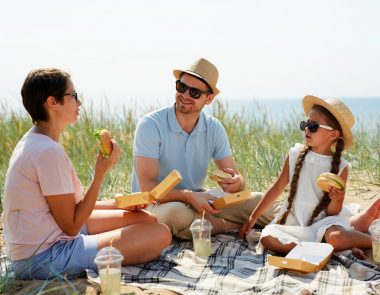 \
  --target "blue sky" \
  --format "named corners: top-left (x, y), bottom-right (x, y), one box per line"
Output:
top-left (1, 0), bottom-right (379, 109)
